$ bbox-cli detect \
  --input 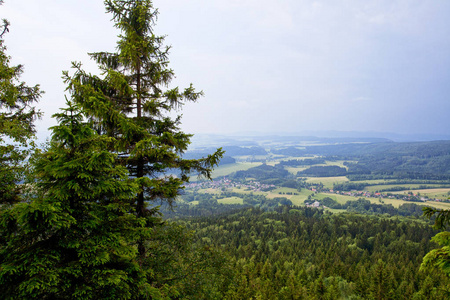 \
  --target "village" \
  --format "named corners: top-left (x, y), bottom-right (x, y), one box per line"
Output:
top-left (185, 178), bottom-right (446, 203)
top-left (184, 178), bottom-right (277, 193)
